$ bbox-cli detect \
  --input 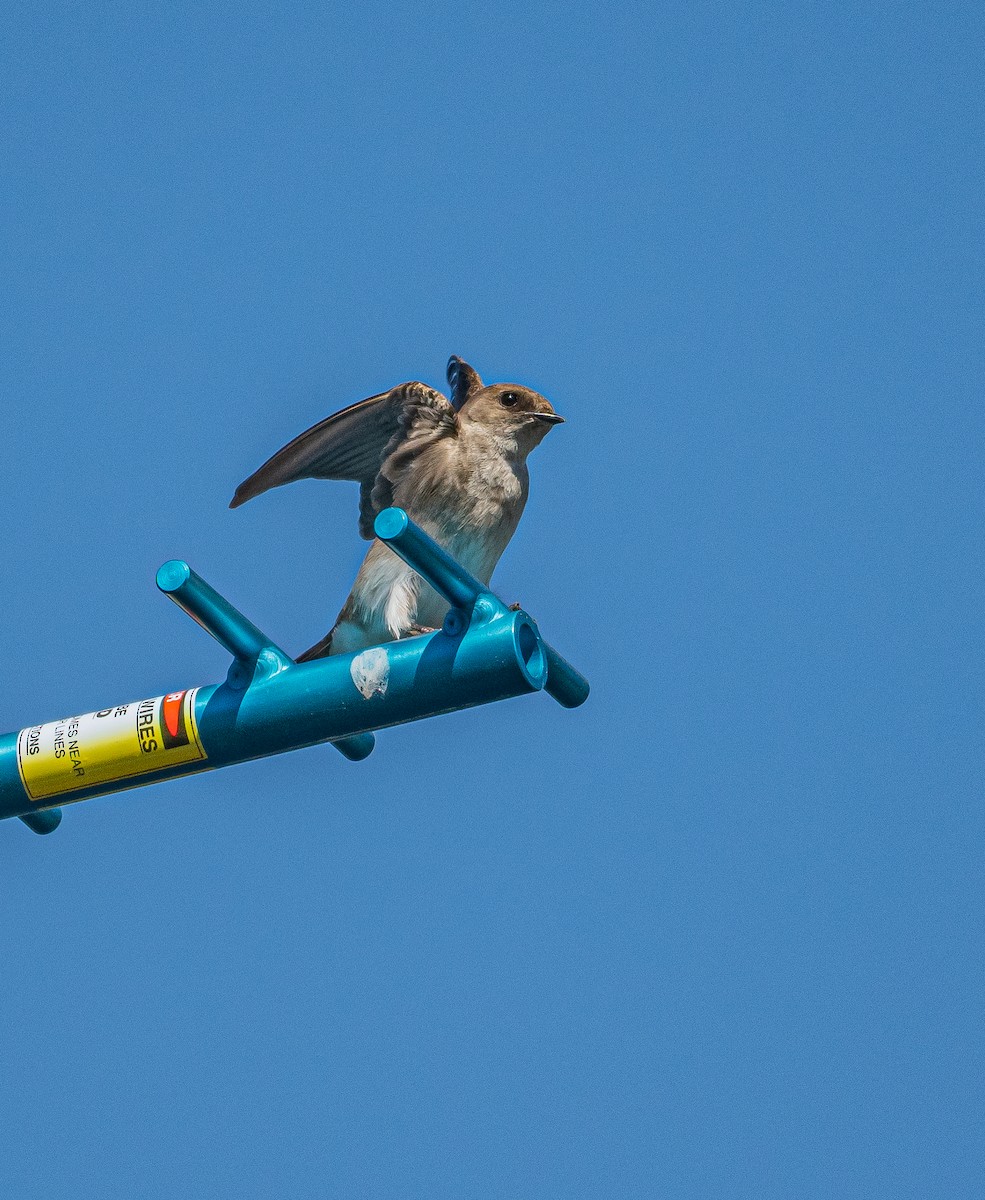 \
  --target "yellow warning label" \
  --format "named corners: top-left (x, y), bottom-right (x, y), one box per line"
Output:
top-left (17, 689), bottom-right (206, 802)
